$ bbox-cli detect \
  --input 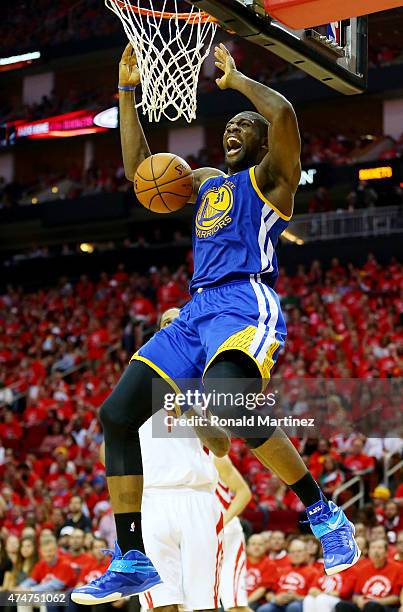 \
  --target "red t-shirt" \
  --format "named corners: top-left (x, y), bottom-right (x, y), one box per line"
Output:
top-left (78, 557), bottom-right (111, 584)
top-left (246, 557), bottom-right (278, 596)
top-left (276, 564), bottom-right (320, 596)
top-left (63, 551), bottom-right (94, 577)
top-left (343, 453), bottom-right (374, 473)
top-left (31, 557), bottom-right (76, 589)
top-left (312, 566), bottom-right (357, 599)
top-left (268, 551), bottom-right (291, 569)
top-left (394, 483), bottom-right (403, 499)
top-left (352, 559), bottom-right (403, 599)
